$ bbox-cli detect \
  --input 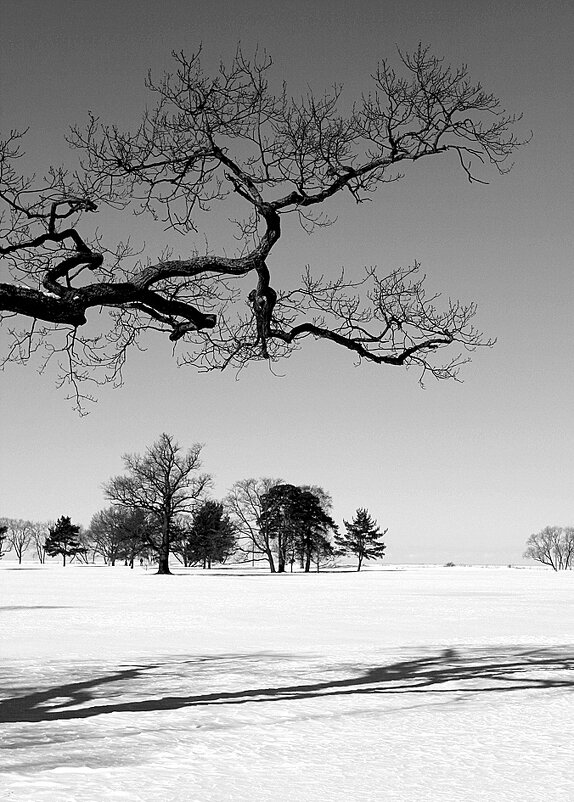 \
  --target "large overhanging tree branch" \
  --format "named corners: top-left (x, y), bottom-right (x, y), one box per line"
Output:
top-left (0, 45), bottom-right (526, 407)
